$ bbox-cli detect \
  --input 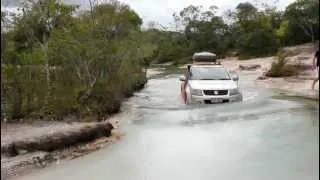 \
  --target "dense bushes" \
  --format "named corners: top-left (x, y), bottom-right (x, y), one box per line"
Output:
top-left (1, 1), bottom-right (148, 121)
top-left (153, 0), bottom-right (319, 63)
